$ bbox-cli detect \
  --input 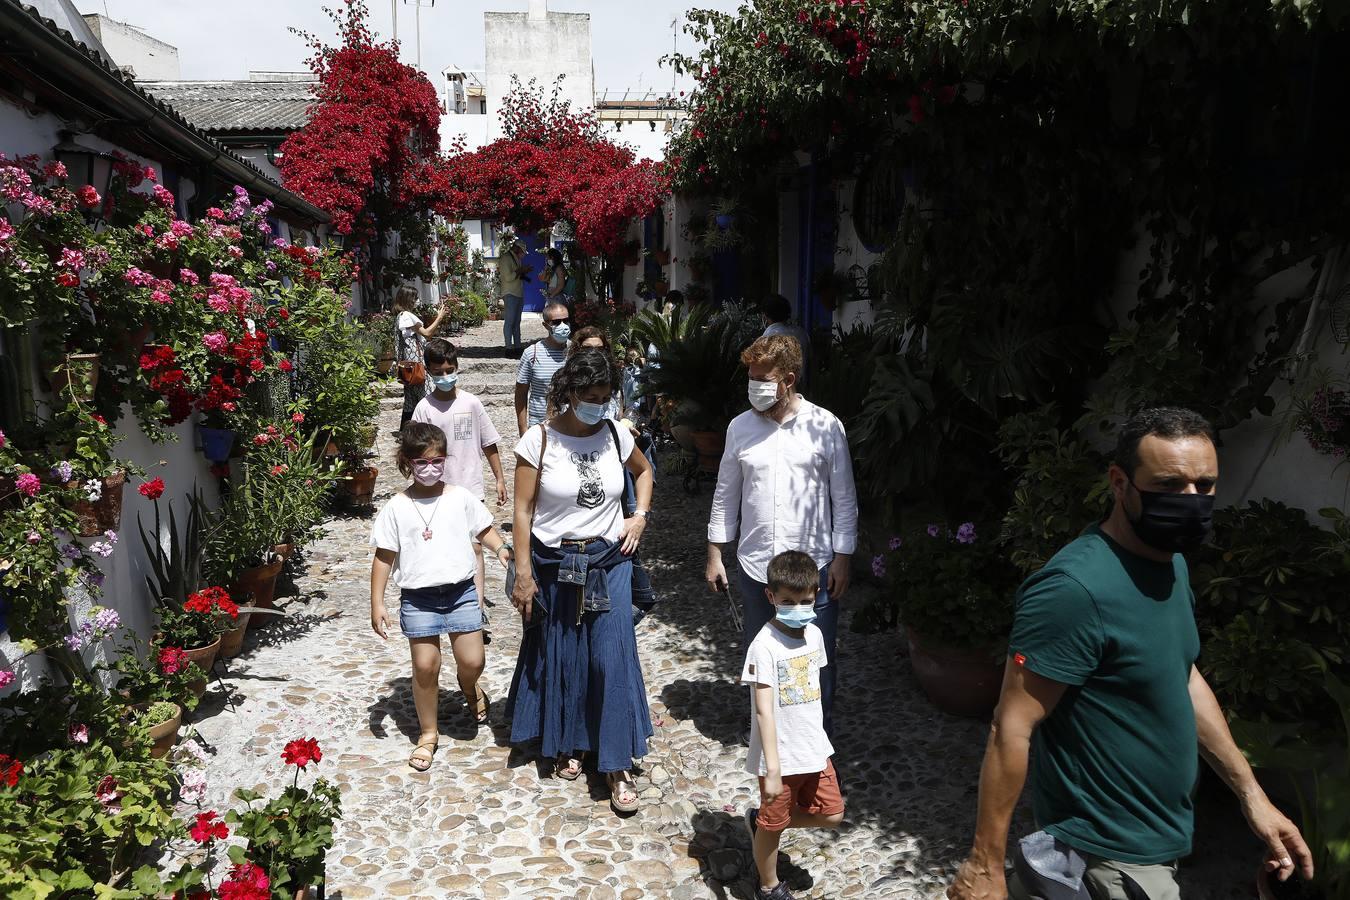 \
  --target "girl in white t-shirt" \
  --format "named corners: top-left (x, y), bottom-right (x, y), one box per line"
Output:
top-left (370, 422), bottom-right (512, 771)
top-left (392, 286), bottom-right (447, 431)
